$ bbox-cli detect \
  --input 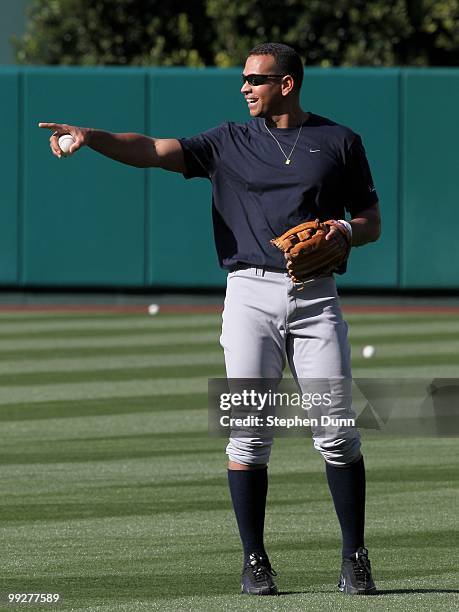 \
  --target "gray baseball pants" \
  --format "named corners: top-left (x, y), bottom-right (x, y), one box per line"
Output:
top-left (220, 266), bottom-right (361, 467)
